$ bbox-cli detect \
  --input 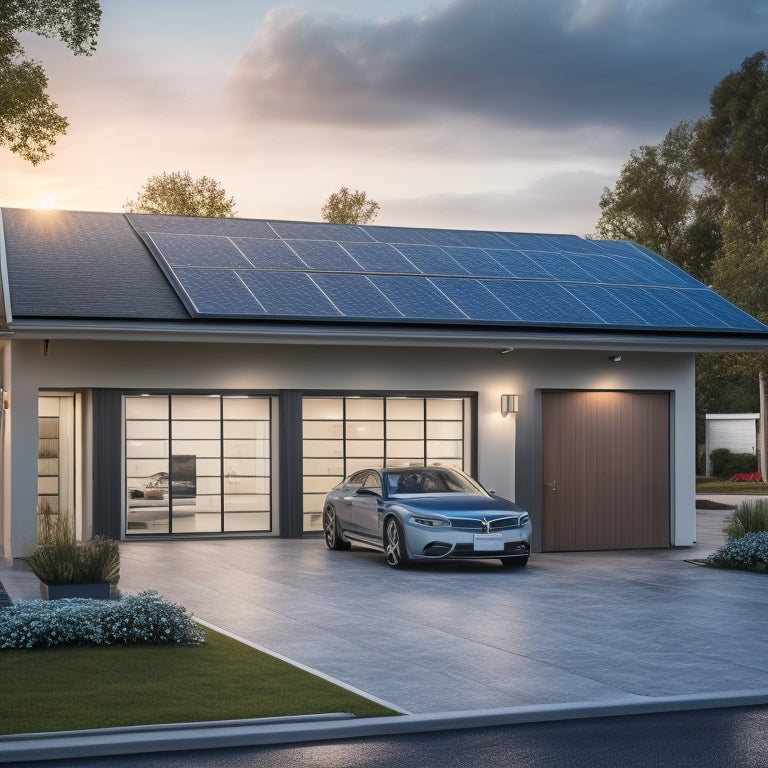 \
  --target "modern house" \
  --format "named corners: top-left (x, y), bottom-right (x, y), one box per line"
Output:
top-left (2, 207), bottom-right (767, 560)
